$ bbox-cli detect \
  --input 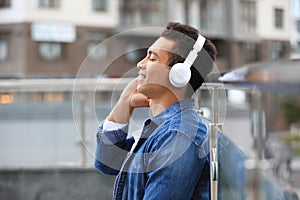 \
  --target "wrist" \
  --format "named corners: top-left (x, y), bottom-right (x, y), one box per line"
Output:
top-left (108, 99), bottom-right (134, 123)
